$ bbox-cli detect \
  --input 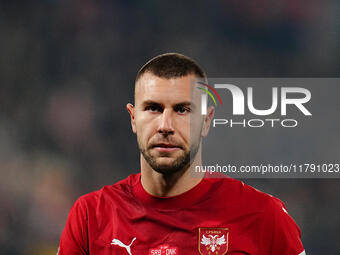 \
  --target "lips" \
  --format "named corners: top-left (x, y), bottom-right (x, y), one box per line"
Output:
top-left (151, 143), bottom-right (182, 152)
top-left (153, 143), bottom-right (180, 148)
